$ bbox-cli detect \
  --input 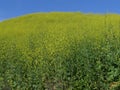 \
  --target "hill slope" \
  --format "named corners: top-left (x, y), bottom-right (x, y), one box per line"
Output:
top-left (0, 13), bottom-right (120, 90)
